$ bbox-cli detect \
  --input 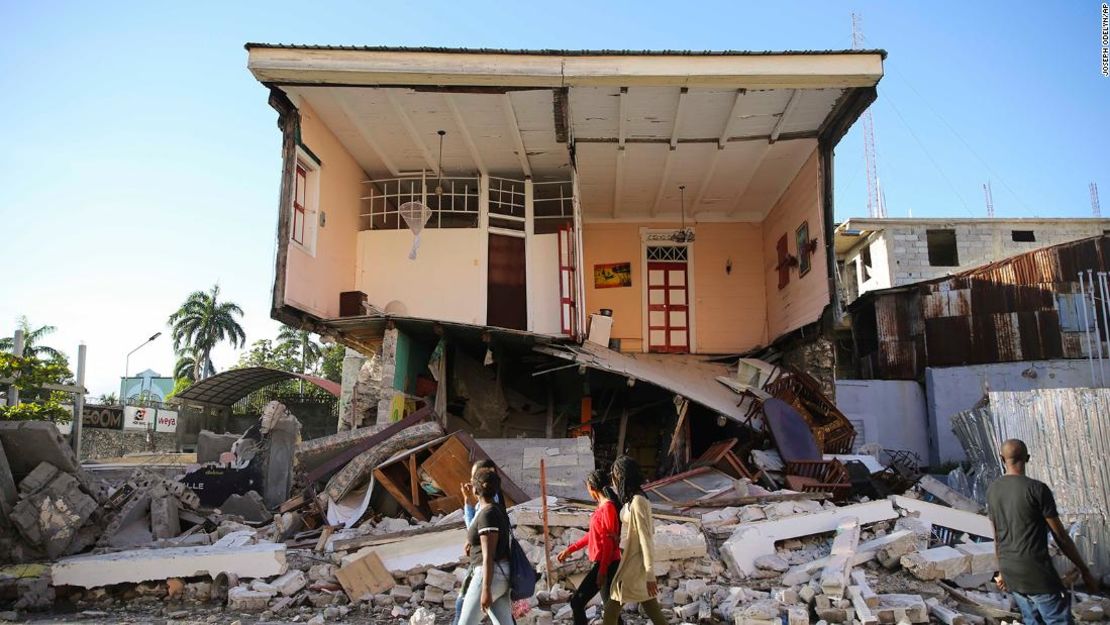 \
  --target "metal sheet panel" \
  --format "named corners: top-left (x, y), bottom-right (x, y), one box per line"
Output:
top-left (954, 389), bottom-right (1110, 578)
